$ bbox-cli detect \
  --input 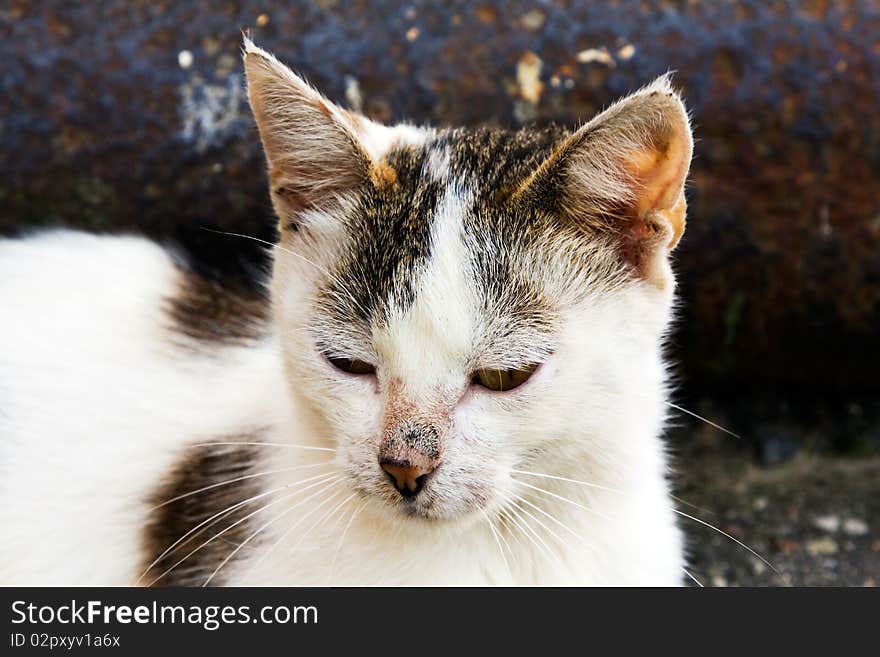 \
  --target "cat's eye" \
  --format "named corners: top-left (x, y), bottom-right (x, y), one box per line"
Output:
top-left (326, 355), bottom-right (376, 376)
top-left (472, 364), bottom-right (539, 392)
